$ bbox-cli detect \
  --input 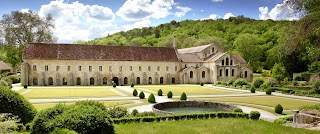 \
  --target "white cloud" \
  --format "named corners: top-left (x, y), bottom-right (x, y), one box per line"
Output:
top-left (223, 13), bottom-right (235, 19)
top-left (116, 0), bottom-right (174, 21)
top-left (258, 0), bottom-right (305, 20)
top-left (211, 0), bottom-right (223, 2)
top-left (39, 0), bottom-right (117, 43)
top-left (174, 6), bottom-right (192, 18)
top-left (20, 8), bottom-right (30, 13)
top-left (200, 10), bottom-right (204, 12)
top-left (123, 19), bottom-right (152, 30)
top-left (202, 14), bottom-right (220, 20)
